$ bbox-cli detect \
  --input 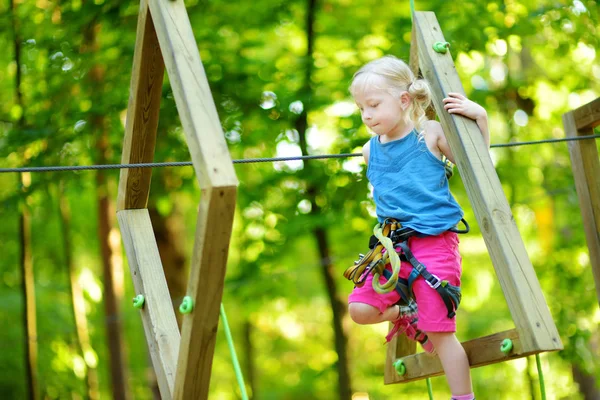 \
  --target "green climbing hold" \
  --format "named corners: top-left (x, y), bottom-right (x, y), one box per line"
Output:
top-left (132, 294), bottom-right (145, 309)
top-left (500, 338), bottom-right (513, 354)
top-left (393, 359), bottom-right (406, 376)
top-left (179, 296), bottom-right (194, 314)
top-left (433, 41), bottom-right (450, 54)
